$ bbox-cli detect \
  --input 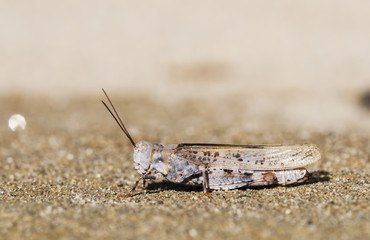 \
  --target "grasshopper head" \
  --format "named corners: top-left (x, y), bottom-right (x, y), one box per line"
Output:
top-left (133, 141), bottom-right (154, 175)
